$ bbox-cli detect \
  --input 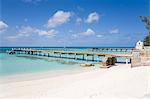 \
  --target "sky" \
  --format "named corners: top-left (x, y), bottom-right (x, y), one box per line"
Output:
top-left (0, 0), bottom-right (149, 47)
